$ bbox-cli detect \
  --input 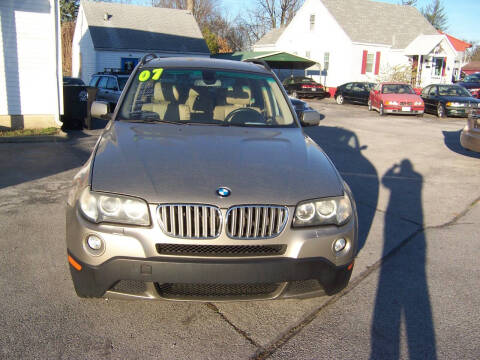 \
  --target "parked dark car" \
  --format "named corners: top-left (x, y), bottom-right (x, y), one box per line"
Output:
top-left (289, 97), bottom-right (321, 126)
top-left (334, 82), bottom-right (375, 105)
top-left (421, 84), bottom-right (480, 118)
top-left (456, 73), bottom-right (480, 98)
top-left (63, 76), bottom-right (85, 86)
top-left (282, 76), bottom-right (327, 99)
top-left (89, 70), bottom-right (130, 111)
